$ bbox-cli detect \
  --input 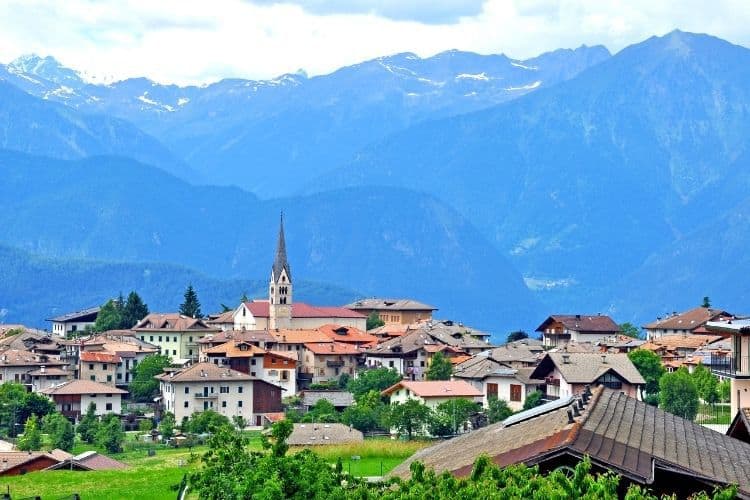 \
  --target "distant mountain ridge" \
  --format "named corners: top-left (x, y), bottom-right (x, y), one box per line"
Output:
top-left (0, 46), bottom-right (611, 195)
